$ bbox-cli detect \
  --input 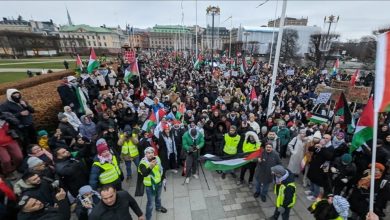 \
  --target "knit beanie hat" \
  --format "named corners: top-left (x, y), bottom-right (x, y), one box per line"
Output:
top-left (341, 154), bottom-right (352, 164)
top-left (96, 143), bottom-right (109, 155)
top-left (27, 157), bottom-right (44, 169)
top-left (96, 138), bottom-right (107, 147)
top-left (313, 131), bottom-right (322, 139)
top-left (332, 195), bottom-right (350, 219)
top-left (144, 147), bottom-right (155, 154)
top-left (270, 165), bottom-right (287, 177)
top-left (37, 130), bottom-right (48, 137)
